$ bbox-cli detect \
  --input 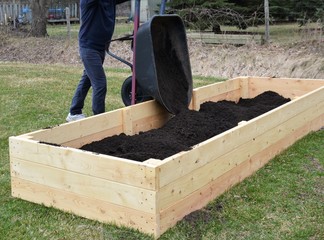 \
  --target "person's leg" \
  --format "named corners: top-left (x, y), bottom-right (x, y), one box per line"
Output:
top-left (69, 47), bottom-right (106, 116)
top-left (69, 69), bottom-right (91, 115)
top-left (81, 48), bottom-right (107, 115)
